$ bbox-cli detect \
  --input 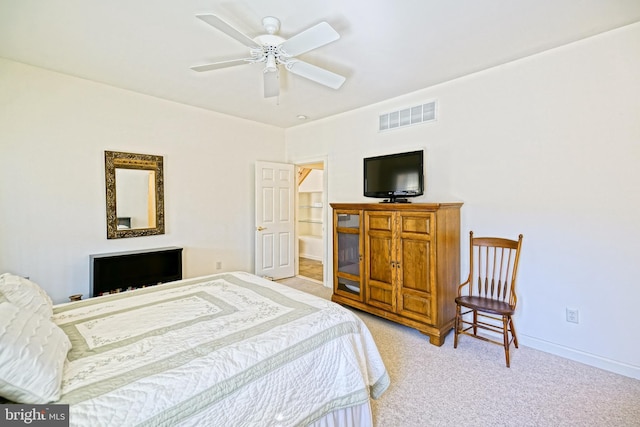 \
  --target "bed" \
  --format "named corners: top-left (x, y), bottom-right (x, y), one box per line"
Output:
top-left (0, 271), bottom-right (389, 426)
